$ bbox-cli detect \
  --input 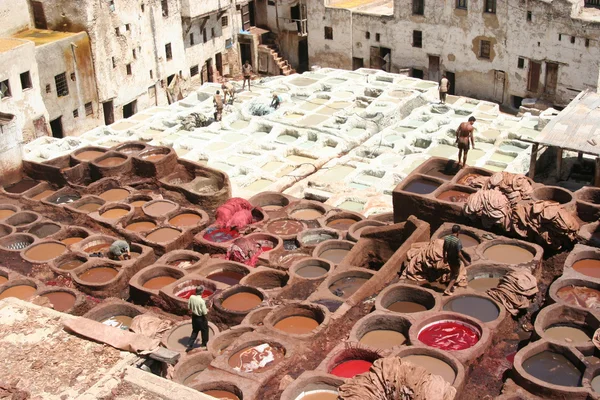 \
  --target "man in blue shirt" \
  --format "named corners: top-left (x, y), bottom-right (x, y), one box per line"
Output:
top-left (270, 93), bottom-right (282, 109)
top-left (442, 225), bottom-right (470, 295)
top-left (186, 286), bottom-right (209, 352)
